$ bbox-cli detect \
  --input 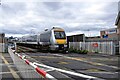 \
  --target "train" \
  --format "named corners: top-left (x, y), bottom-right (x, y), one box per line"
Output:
top-left (18, 27), bottom-right (68, 52)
